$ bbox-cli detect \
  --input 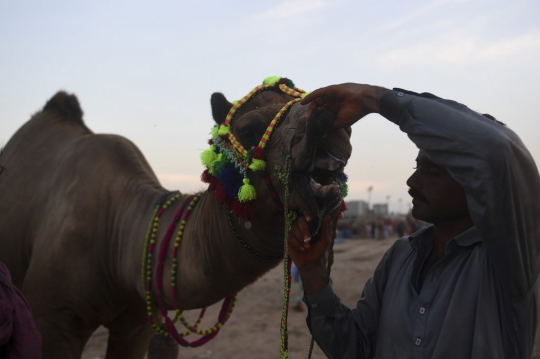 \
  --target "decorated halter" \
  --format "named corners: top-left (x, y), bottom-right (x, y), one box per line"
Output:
top-left (200, 76), bottom-right (307, 220)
